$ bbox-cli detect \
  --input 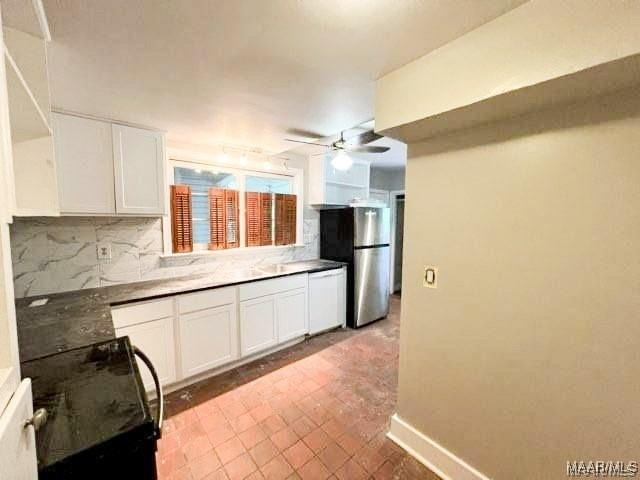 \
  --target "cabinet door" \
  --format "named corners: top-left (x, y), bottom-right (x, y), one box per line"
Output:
top-left (116, 317), bottom-right (176, 391)
top-left (276, 287), bottom-right (307, 342)
top-left (112, 124), bottom-right (165, 215)
top-left (0, 379), bottom-right (38, 480)
top-left (52, 112), bottom-right (116, 214)
top-left (308, 270), bottom-right (342, 335)
top-left (239, 295), bottom-right (277, 357)
top-left (179, 304), bottom-right (238, 378)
